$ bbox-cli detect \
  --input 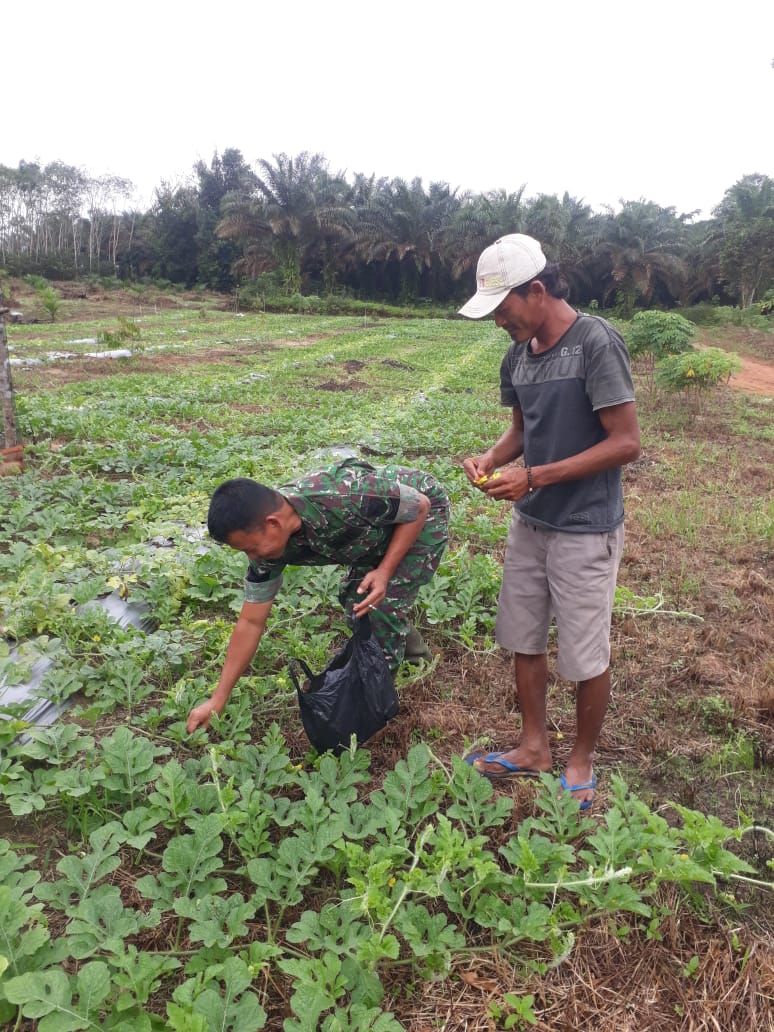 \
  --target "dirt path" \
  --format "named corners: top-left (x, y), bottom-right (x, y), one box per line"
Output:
top-left (729, 354), bottom-right (774, 398)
